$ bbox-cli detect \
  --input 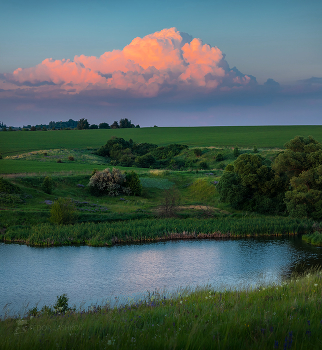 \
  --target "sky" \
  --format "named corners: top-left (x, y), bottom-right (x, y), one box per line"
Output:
top-left (0, 0), bottom-right (321, 127)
